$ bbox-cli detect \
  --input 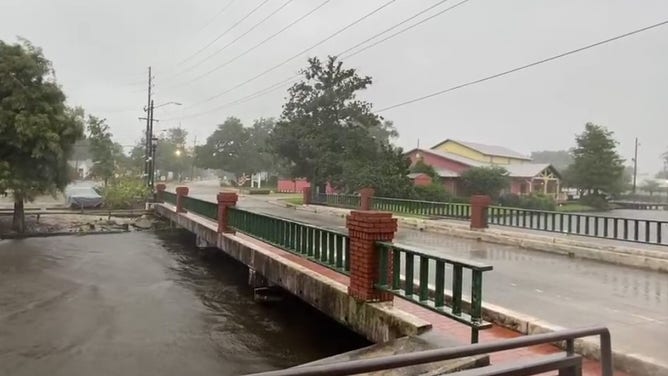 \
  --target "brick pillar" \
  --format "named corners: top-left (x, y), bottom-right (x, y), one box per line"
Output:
top-left (346, 211), bottom-right (397, 302)
top-left (156, 183), bottom-right (166, 202)
top-left (470, 195), bottom-right (492, 229)
top-left (175, 186), bottom-right (189, 213)
top-left (217, 192), bottom-right (238, 233)
top-left (302, 187), bottom-right (312, 206)
top-left (359, 187), bottom-right (375, 211)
